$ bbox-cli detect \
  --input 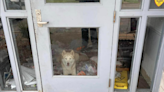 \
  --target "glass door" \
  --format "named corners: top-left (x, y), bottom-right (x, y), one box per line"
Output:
top-left (30, 0), bottom-right (115, 92)
top-left (0, 0), bottom-right (42, 92)
top-left (111, 0), bottom-right (164, 92)
top-left (1, 0), bottom-right (164, 92)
